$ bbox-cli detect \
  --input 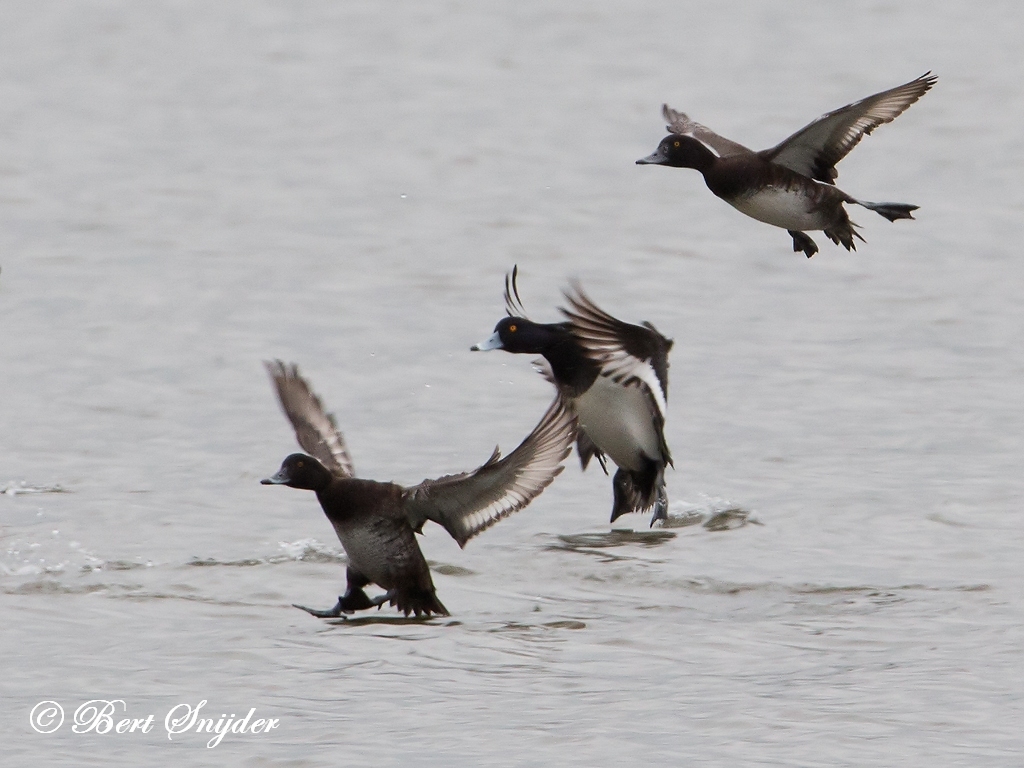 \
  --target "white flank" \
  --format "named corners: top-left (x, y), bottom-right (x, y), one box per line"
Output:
top-left (574, 376), bottom-right (662, 472)
top-left (729, 186), bottom-right (823, 231)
